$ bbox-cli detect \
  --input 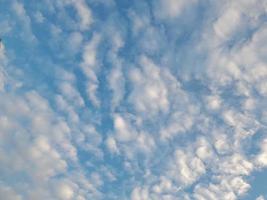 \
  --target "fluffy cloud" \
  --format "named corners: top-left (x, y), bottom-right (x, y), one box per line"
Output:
top-left (128, 56), bottom-right (169, 116)
top-left (167, 149), bottom-right (206, 186)
top-left (193, 176), bottom-right (250, 200)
